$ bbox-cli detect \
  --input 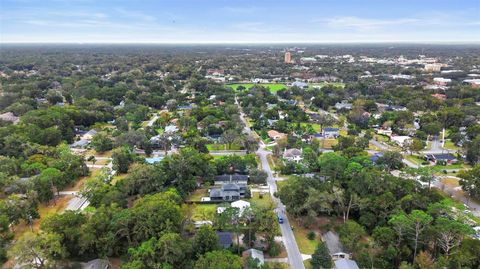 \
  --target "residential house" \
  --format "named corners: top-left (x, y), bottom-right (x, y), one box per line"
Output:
top-left (164, 124), bottom-right (179, 134)
top-left (82, 129), bottom-right (98, 141)
top-left (463, 79), bottom-right (480, 88)
top-left (283, 148), bottom-right (303, 163)
top-left (322, 127), bottom-right (340, 138)
top-left (301, 134), bottom-right (312, 143)
top-left (210, 183), bottom-right (247, 201)
top-left (433, 77), bottom-right (452, 86)
top-left (70, 139), bottom-right (90, 149)
top-left (335, 101), bottom-right (352, 110)
top-left (391, 136), bottom-right (412, 147)
top-left (267, 130), bottom-right (286, 140)
top-left (214, 174), bottom-right (249, 186)
top-left (177, 103), bottom-right (195, 110)
top-left (267, 119), bottom-right (278, 127)
top-left (425, 153), bottom-right (458, 165)
top-left (376, 128), bottom-right (393, 137)
top-left (243, 249), bottom-right (265, 267)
